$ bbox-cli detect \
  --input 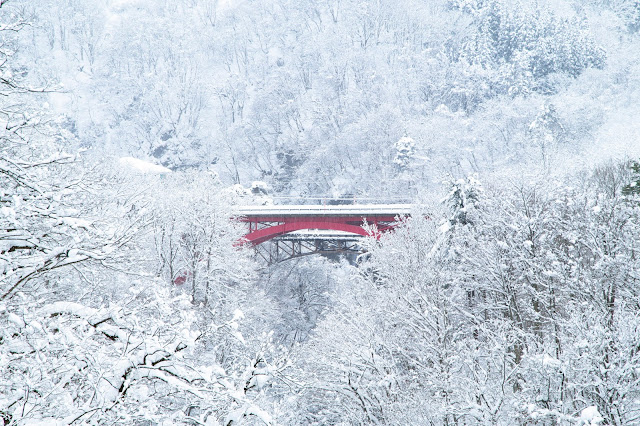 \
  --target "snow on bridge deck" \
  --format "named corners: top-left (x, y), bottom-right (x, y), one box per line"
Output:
top-left (235, 204), bottom-right (413, 217)
top-left (274, 229), bottom-right (365, 241)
